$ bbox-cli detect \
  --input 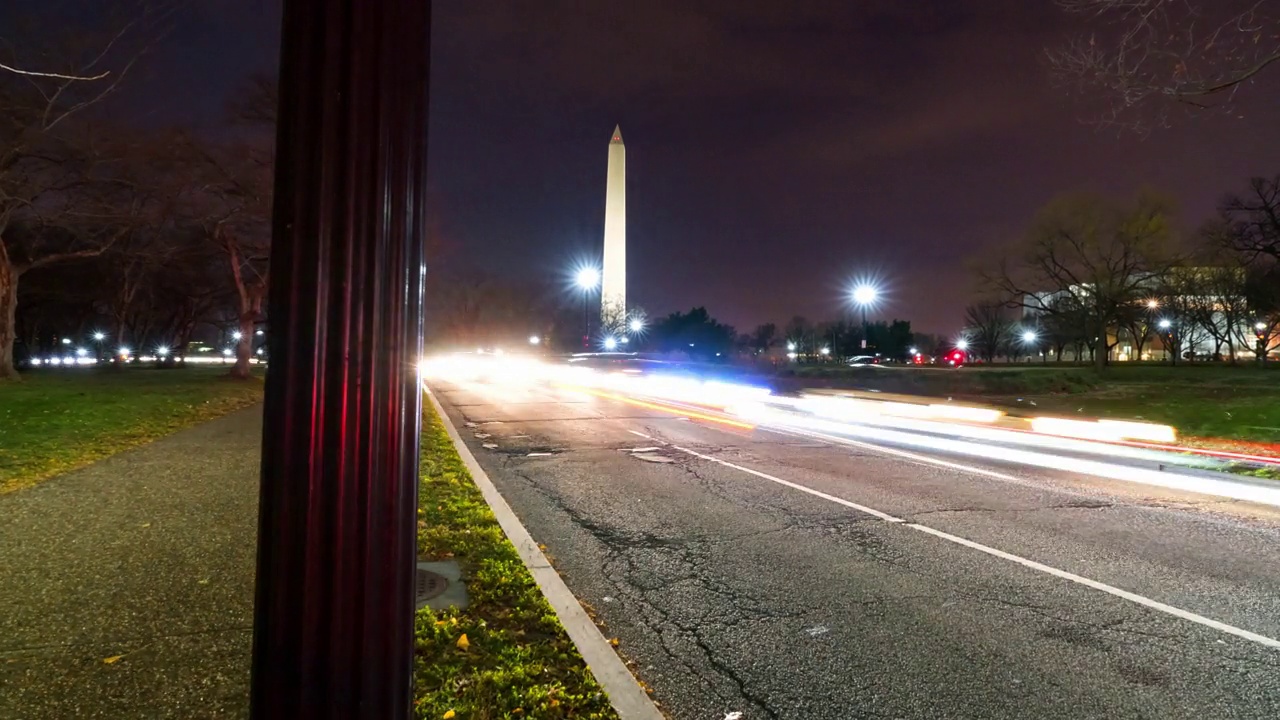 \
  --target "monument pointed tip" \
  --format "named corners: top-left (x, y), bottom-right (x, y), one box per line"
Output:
top-left (611, 125), bottom-right (623, 144)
